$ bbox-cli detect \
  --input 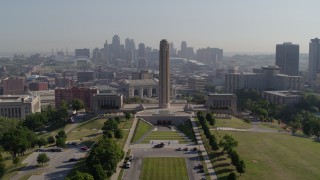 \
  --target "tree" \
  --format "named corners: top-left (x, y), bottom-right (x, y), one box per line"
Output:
top-left (114, 128), bottom-right (123, 139)
top-left (236, 160), bottom-right (246, 174)
top-left (1, 127), bottom-right (37, 157)
top-left (23, 112), bottom-right (48, 131)
top-left (208, 134), bottom-right (219, 151)
top-left (0, 162), bottom-right (4, 179)
top-left (86, 138), bottom-right (124, 177)
top-left (206, 113), bottom-right (215, 126)
top-left (37, 137), bottom-right (48, 147)
top-left (103, 130), bottom-right (113, 138)
top-left (115, 117), bottom-right (121, 124)
top-left (69, 171), bottom-right (94, 180)
top-left (229, 150), bottom-right (240, 166)
top-left (124, 112), bottom-right (131, 120)
top-left (102, 118), bottom-right (118, 133)
top-left (72, 98), bottom-right (85, 111)
top-left (0, 117), bottom-right (20, 138)
top-left (227, 172), bottom-right (237, 180)
top-left (56, 137), bottom-right (66, 148)
top-left (37, 153), bottom-right (50, 166)
top-left (56, 130), bottom-right (67, 140)
top-left (92, 164), bottom-right (107, 180)
top-left (219, 135), bottom-right (238, 153)
top-left (47, 136), bottom-right (55, 144)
